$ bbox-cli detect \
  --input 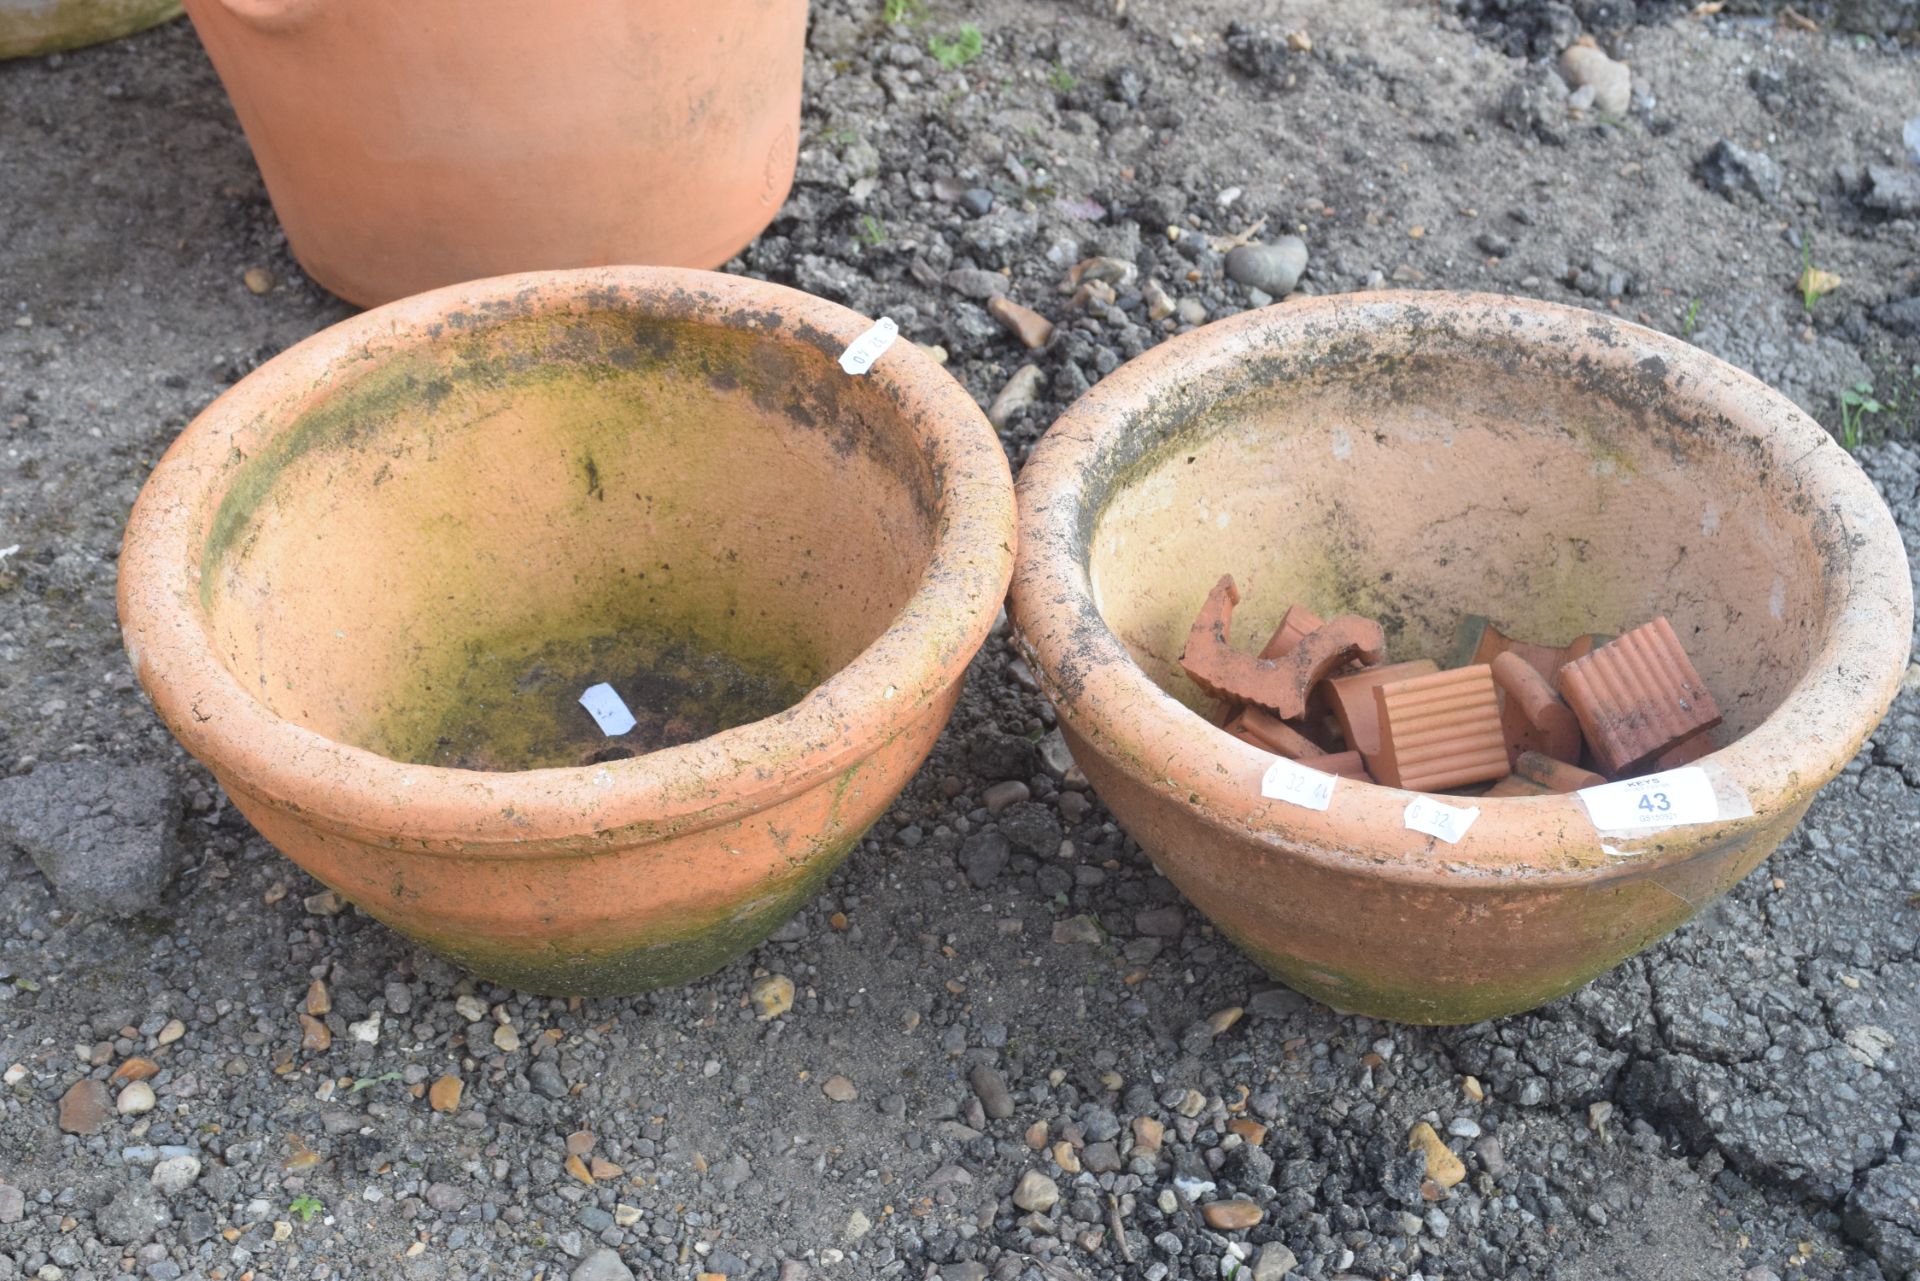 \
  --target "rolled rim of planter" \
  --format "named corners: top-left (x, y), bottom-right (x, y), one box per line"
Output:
top-left (1011, 292), bottom-right (1913, 894)
top-left (118, 266), bottom-right (1017, 856)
